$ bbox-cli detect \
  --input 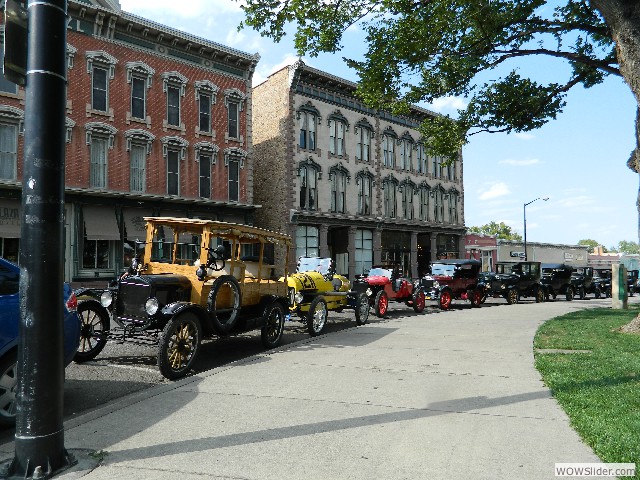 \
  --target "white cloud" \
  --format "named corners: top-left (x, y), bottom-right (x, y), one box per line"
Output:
top-left (120, 0), bottom-right (241, 18)
top-left (478, 182), bottom-right (510, 201)
top-left (498, 158), bottom-right (540, 167)
top-left (514, 132), bottom-right (535, 140)
top-left (253, 54), bottom-right (301, 87)
top-left (430, 96), bottom-right (467, 112)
